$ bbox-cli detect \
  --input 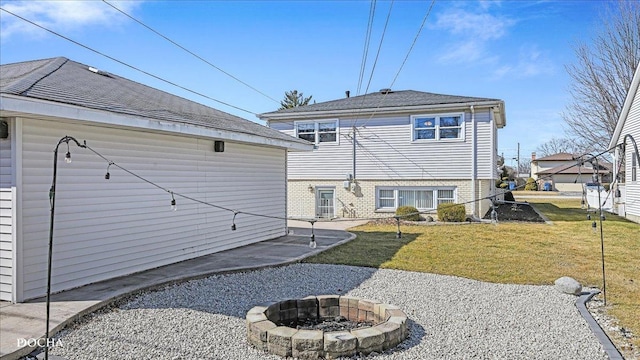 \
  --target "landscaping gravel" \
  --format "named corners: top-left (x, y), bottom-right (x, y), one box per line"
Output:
top-left (50, 264), bottom-right (607, 360)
